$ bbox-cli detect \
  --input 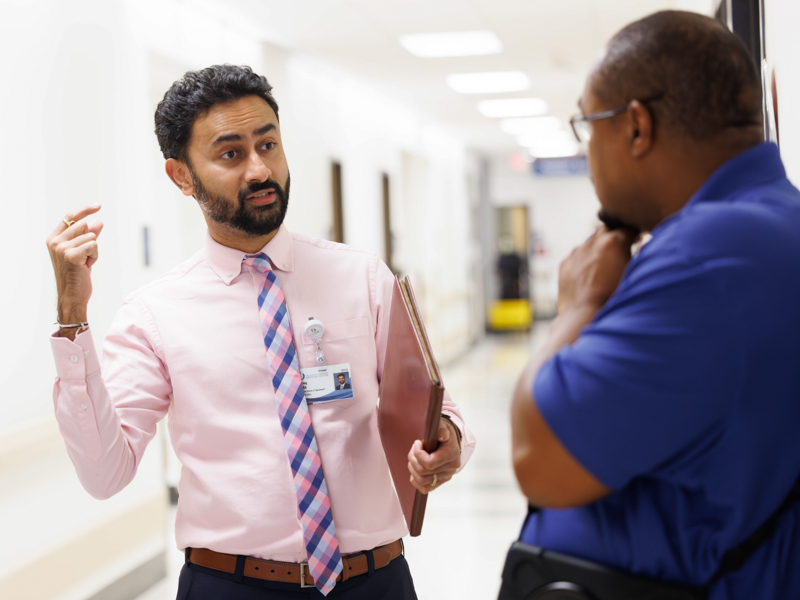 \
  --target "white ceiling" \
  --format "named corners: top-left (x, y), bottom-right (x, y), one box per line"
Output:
top-left (221, 0), bottom-right (715, 154)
